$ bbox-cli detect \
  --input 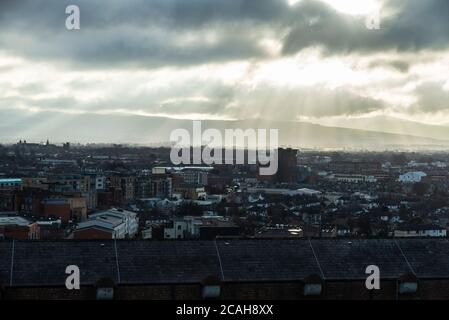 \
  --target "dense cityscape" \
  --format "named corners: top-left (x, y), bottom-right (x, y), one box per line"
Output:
top-left (1, 141), bottom-right (449, 242)
top-left (2, 0), bottom-right (449, 307)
